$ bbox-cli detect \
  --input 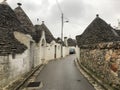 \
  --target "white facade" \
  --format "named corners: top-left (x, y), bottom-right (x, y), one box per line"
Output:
top-left (0, 1), bottom-right (76, 89)
top-left (0, 30), bottom-right (71, 89)
top-left (34, 31), bottom-right (46, 65)
top-left (75, 45), bottom-right (80, 60)
top-left (45, 42), bottom-right (62, 61)
top-left (0, 50), bottom-right (31, 89)
top-left (0, 10), bottom-right (70, 90)
top-left (9, 50), bottom-right (30, 80)
top-left (34, 30), bottom-right (70, 65)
